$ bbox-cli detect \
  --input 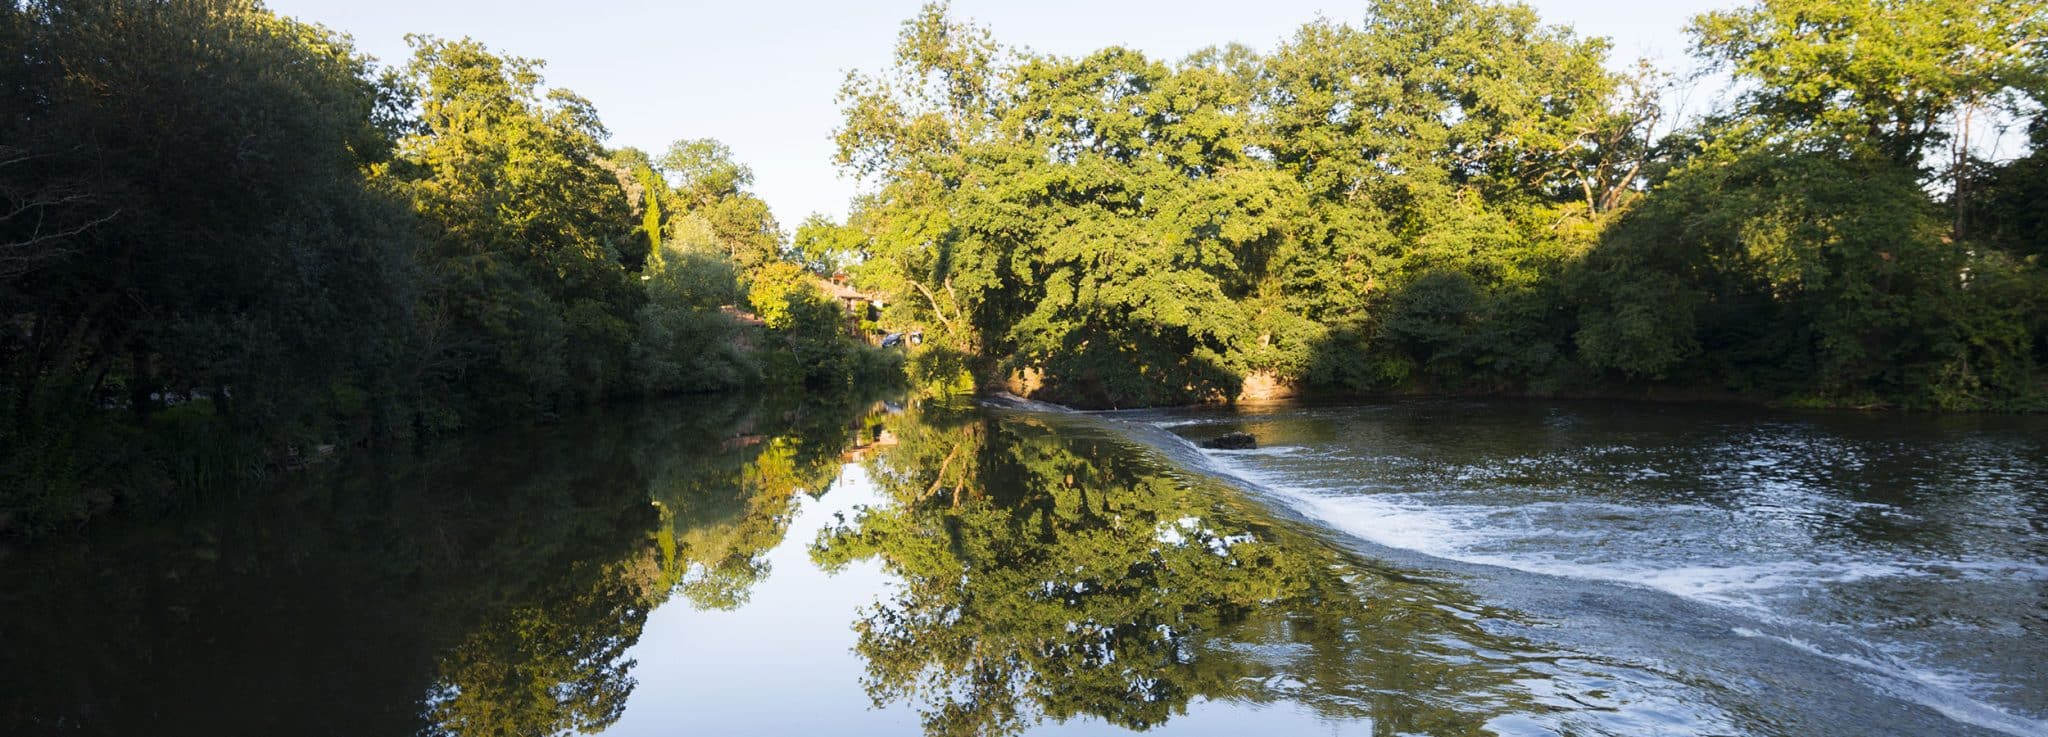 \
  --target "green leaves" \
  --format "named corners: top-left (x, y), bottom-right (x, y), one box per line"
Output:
top-left (662, 138), bottom-right (755, 203)
top-left (3, 0), bottom-right (415, 430)
top-left (386, 36), bottom-right (647, 413)
top-left (832, 0), bottom-right (2046, 409)
top-left (837, 12), bottom-right (1322, 406)
top-left (1690, 0), bottom-right (2048, 166)
top-left (0, 0), bottom-right (890, 537)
